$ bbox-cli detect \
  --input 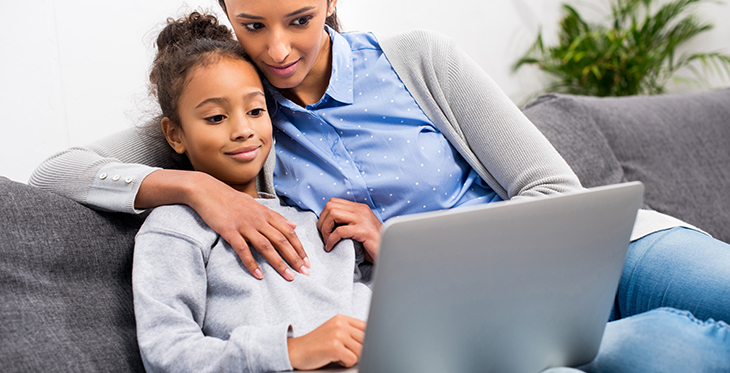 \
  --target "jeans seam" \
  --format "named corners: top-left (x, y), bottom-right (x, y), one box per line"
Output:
top-left (658, 307), bottom-right (730, 330)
